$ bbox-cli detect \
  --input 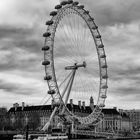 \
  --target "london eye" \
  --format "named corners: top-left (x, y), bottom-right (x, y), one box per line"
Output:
top-left (42, 0), bottom-right (108, 130)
